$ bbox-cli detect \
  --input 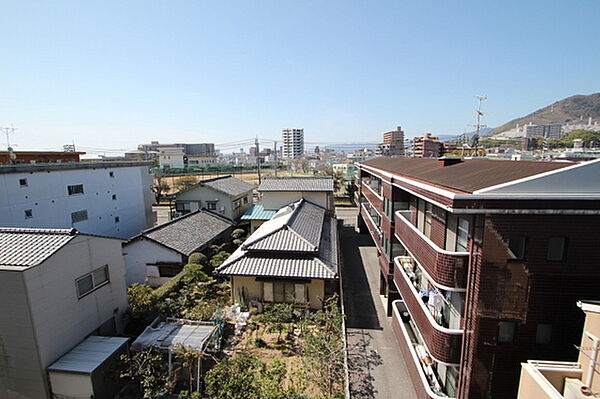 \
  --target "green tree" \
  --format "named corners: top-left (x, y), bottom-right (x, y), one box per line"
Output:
top-left (127, 283), bottom-right (156, 320)
top-left (118, 346), bottom-right (173, 398)
top-left (152, 177), bottom-right (171, 203)
top-left (188, 252), bottom-right (207, 265)
top-left (175, 176), bottom-right (198, 192)
top-left (204, 353), bottom-right (262, 399)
